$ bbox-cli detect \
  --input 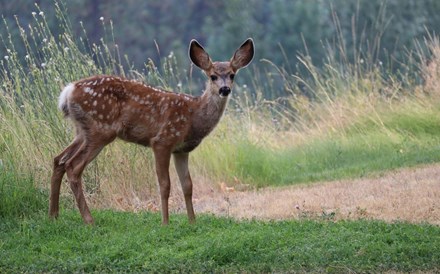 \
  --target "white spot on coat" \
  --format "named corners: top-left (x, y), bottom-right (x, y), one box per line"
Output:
top-left (83, 87), bottom-right (93, 94)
